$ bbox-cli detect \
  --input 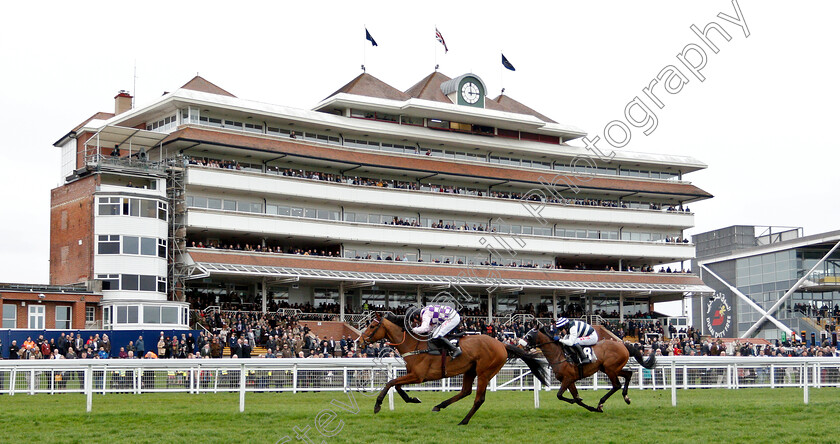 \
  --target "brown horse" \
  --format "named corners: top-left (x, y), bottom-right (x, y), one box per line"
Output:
top-left (522, 326), bottom-right (655, 412)
top-left (359, 313), bottom-right (548, 425)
